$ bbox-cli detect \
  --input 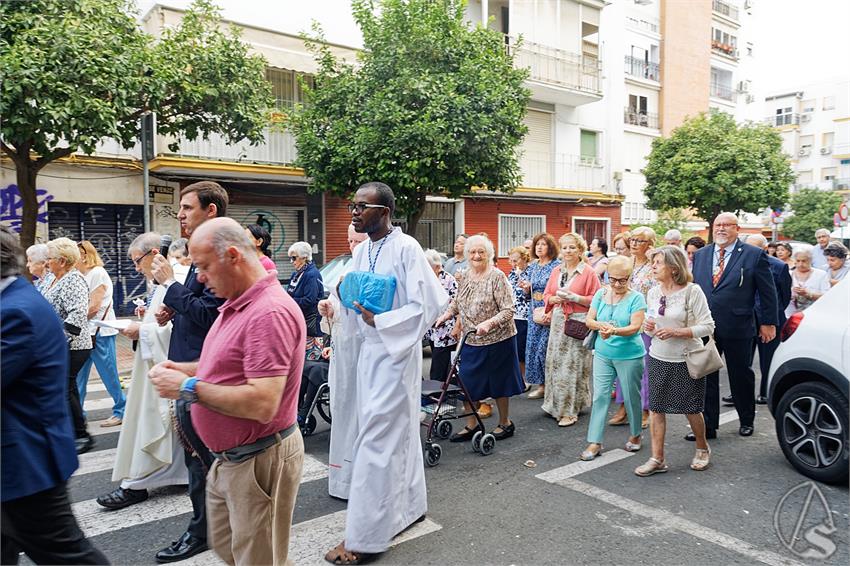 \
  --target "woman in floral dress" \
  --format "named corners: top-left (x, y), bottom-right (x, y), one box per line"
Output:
top-left (522, 233), bottom-right (561, 399)
top-left (507, 246), bottom-right (531, 380)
